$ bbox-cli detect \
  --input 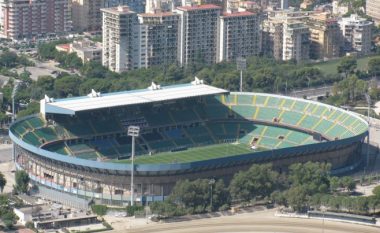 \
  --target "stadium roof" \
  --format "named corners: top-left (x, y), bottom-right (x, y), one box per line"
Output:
top-left (40, 78), bottom-right (229, 115)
